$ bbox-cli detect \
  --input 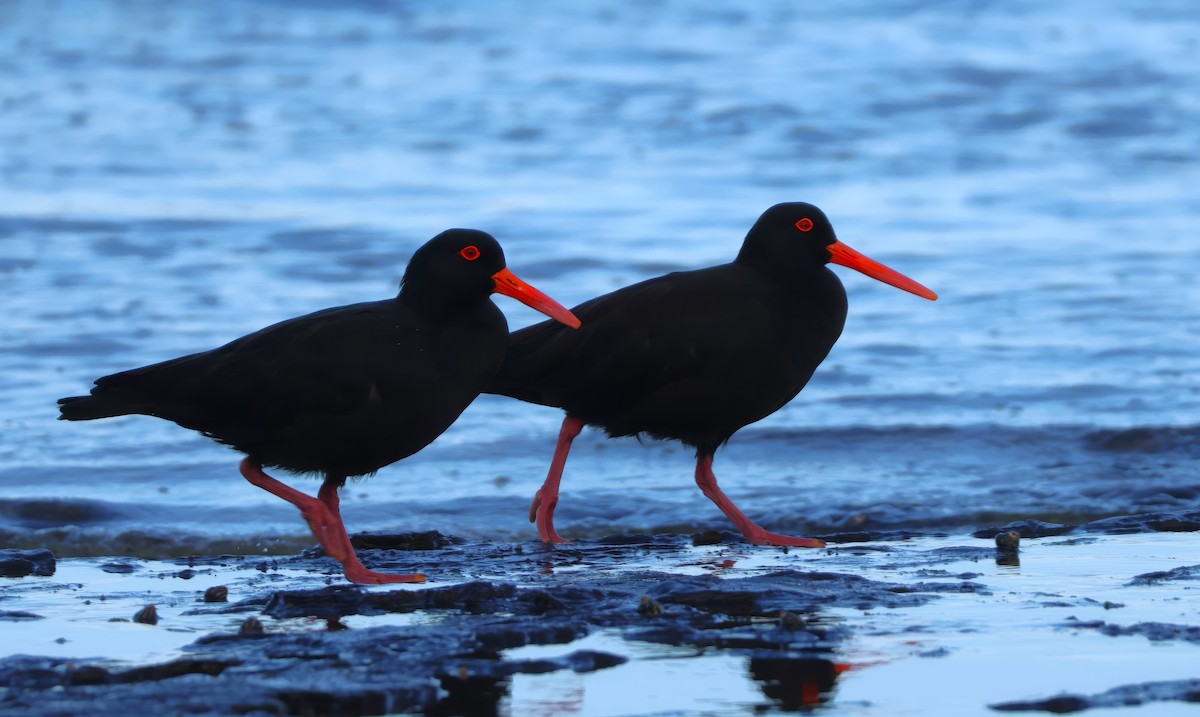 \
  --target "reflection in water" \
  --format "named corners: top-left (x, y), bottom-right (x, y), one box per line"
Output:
top-left (750, 657), bottom-right (850, 710)
top-left (431, 671), bottom-right (510, 717)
